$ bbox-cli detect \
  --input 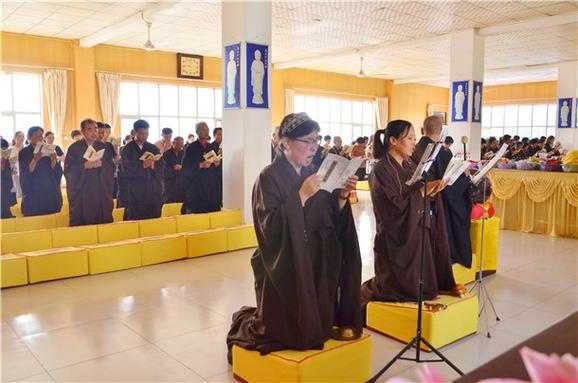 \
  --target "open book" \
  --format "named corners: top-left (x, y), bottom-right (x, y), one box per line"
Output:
top-left (471, 143), bottom-right (508, 185)
top-left (83, 145), bottom-right (105, 162)
top-left (442, 157), bottom-right (470, 186)
top-left (139, 152), bottom-right (163, 161)
top-left (316, 153), bottom-right (363, 192)
top-left (33, 143), bottom-right (56, 157)
top-left (406, 143), bottom-right (435, 186)
top-left (1, 148), bottom-right (13, 160)
top-left (422, 126), bottom-right (448, 174)
top-left (203, 150), bottom-right (222, 164)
